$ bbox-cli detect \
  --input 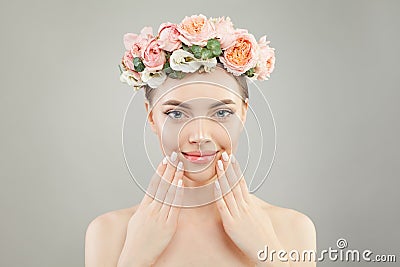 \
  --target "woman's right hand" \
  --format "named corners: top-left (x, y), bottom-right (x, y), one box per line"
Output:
top-left (117, 151), bottom-right (184, 267)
